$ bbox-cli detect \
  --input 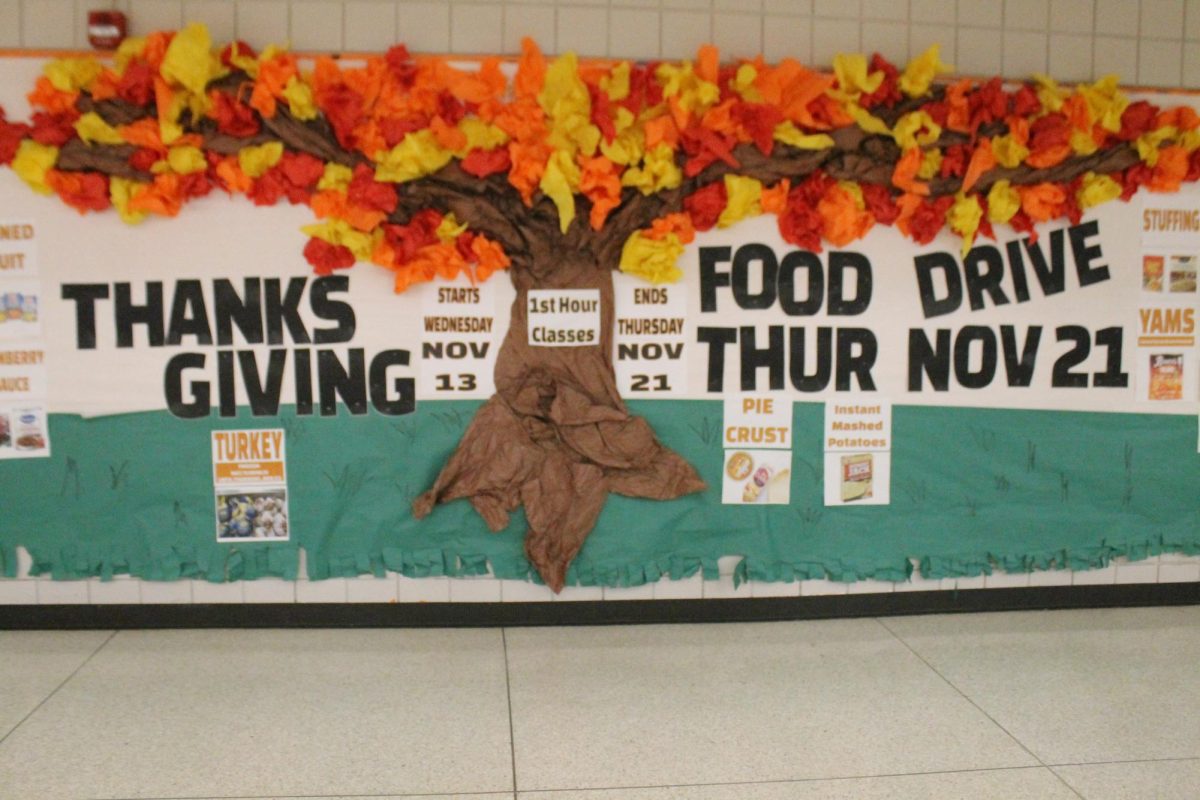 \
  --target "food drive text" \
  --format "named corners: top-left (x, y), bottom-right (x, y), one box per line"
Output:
top-left (695, 221), bottom-right (1127, 393)
top-left (61, 276), bottom-right (415, 418)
